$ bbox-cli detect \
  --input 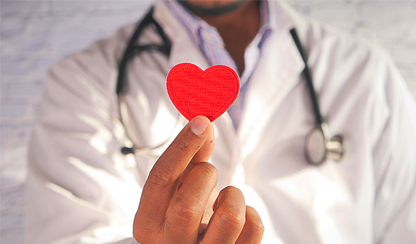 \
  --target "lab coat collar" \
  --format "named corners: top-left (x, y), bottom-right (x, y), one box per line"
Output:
top-left (238, 0), bottom-right (306, 153)
top-left (153, 0), bottom-right (210, 70)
